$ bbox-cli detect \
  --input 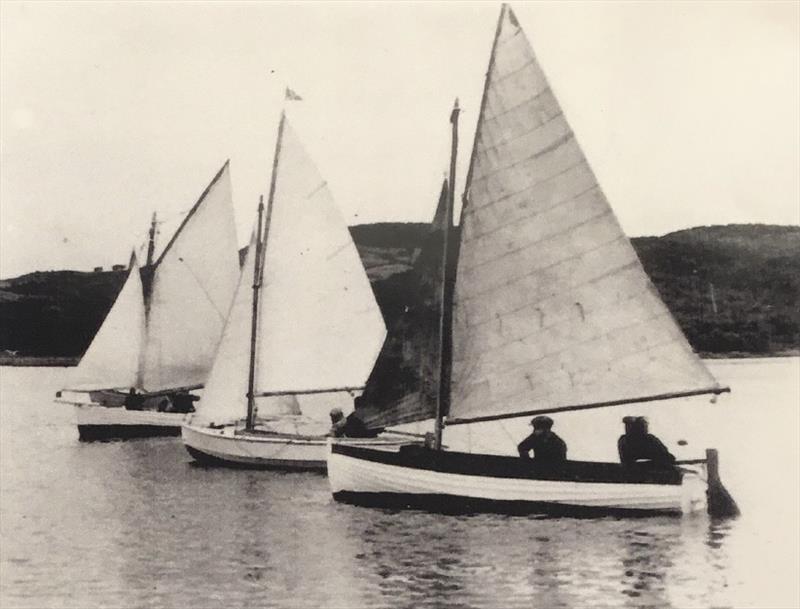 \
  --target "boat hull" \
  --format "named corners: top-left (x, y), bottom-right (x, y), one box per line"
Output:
top-left (182, 423), bottom-right (418, 472)
top-left (72, 404), bottom-right (186, 441)
top-left (328, 444), bottom-right (708, 516)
